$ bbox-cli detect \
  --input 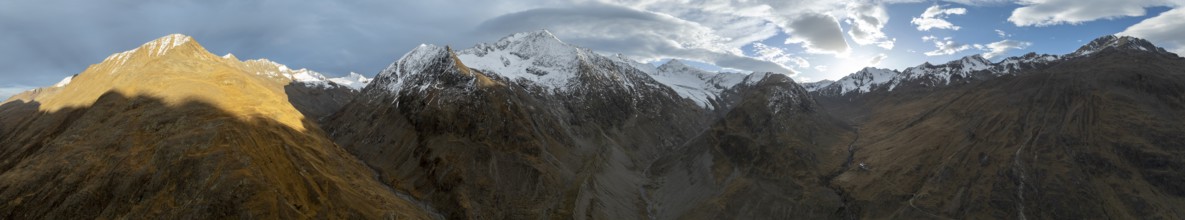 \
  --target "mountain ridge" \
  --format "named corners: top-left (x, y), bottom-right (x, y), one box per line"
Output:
top-left (809, 34), bottom-right (1179, 97)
